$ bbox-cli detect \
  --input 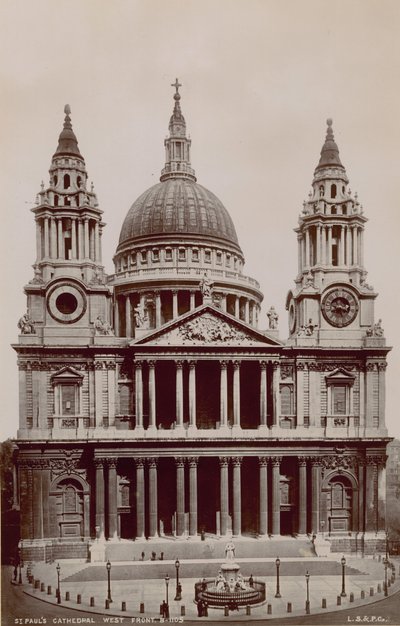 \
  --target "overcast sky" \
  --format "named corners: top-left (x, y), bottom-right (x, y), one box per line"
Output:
top-left (1, 0), bottom-right (399, 440)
